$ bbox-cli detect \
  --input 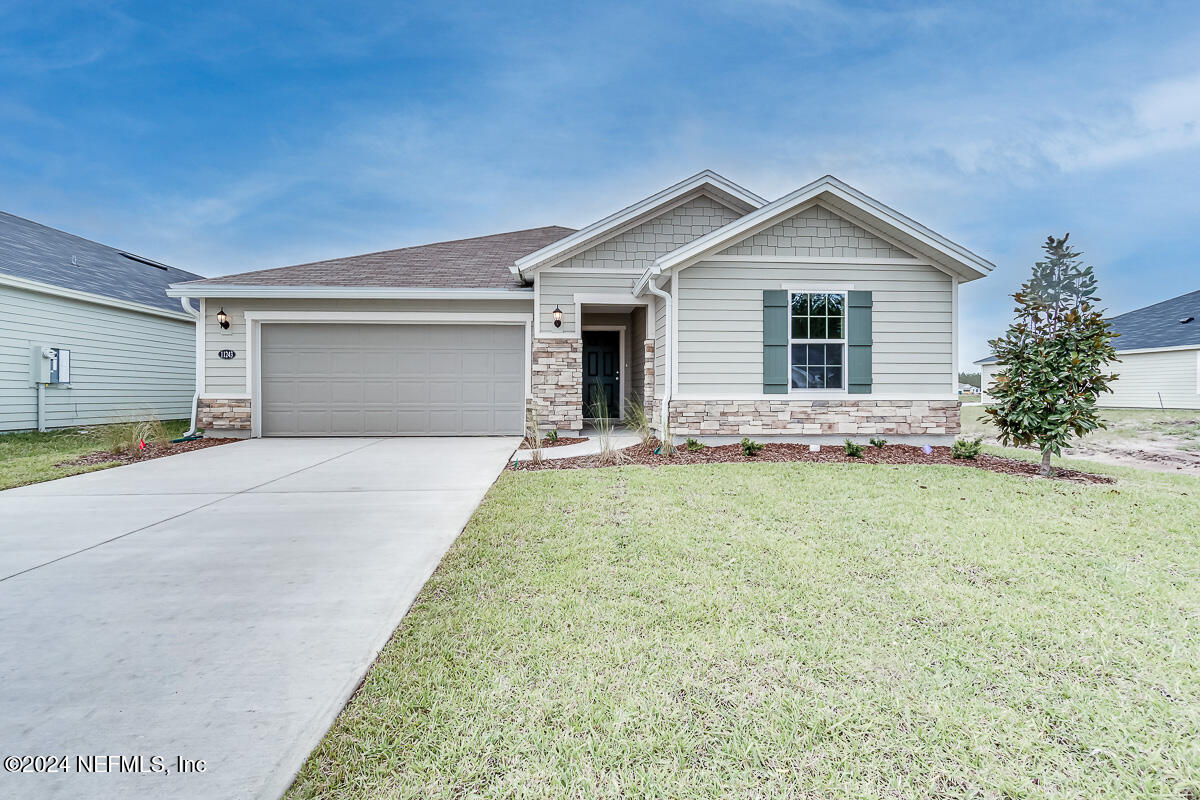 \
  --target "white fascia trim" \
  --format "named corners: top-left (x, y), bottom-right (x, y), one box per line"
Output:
top-left (242, 311), bottom-right (532, 324)
top-left (706, 255), bottom-right (926, 265)
top-left (981, 344), bottom-right (1200, 365)
top-left (642, 175), bottom-right (995, 285)
top-left (1, 273), bottom-right (193, 321)
top-left (166, 285), bottom-right (533, 300)
top-left (511, 170), bottom-right (766, 277)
